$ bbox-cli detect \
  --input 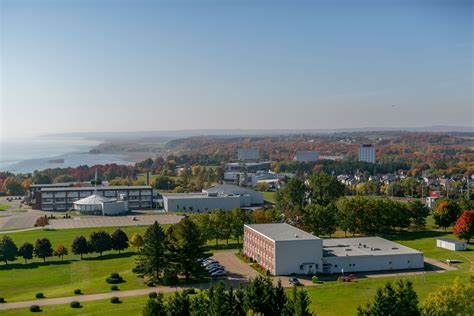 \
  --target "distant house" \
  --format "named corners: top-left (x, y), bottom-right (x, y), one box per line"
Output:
top-left (238, 148), bottom-right (260, 161)
top-left (436, 238), bottom-right (467, 251)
